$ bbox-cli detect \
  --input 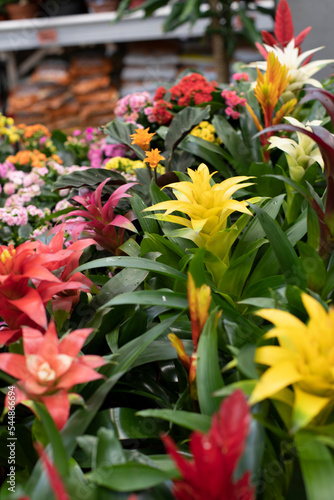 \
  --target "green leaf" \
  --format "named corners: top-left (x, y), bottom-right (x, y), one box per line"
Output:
top-left (78, 267), bottom-right (148, 328)
top-left (297, 241), bottom-right (326, 292)
top-left (189, 247), bottom-right (209, 287)
top-left (104, 120), bottom-right (146, 159)
top-left (35, 403), bottom-right (69, 477)
top-left (197, 309), bottom-right (224, 415)
top-left (220, 239), bottom-right (267, 298)
top-left (95, 428), bottom-right (126, 469)
top-left (137, 409), bottom-right (211, 433)
top-left (249, 203), bottom-right (307, 289)
top-left (131, 193), bottom-right (159, 234)
top-left (179, 135), bottom-right (232, 177)
top-left (233, 195), bottom-right (285, 260)
top-left (87, 462), bottom-right (174, 491)
top-left (99, 290), bottom-right (188, 310)
top-left (164, 106), bottom-right (211, 167)
top-left (53, 167), bottom-right (126, 191)
top-left (295, 432), bottom-right (334, 500)
top-left (76, 256), bottom-right (186, 281)
top-left (110, 408), bottom-right (168, 439)
top-left (212, 115), bottom-right (254, 174)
